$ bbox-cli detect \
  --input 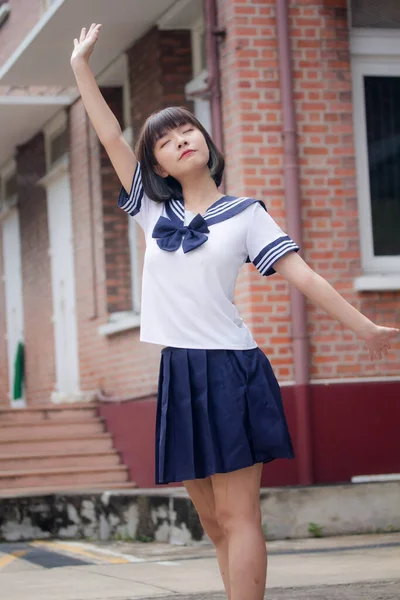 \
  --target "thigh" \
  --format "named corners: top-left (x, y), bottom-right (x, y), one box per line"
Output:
top-left (211, 463), bottom-right (263, 527)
